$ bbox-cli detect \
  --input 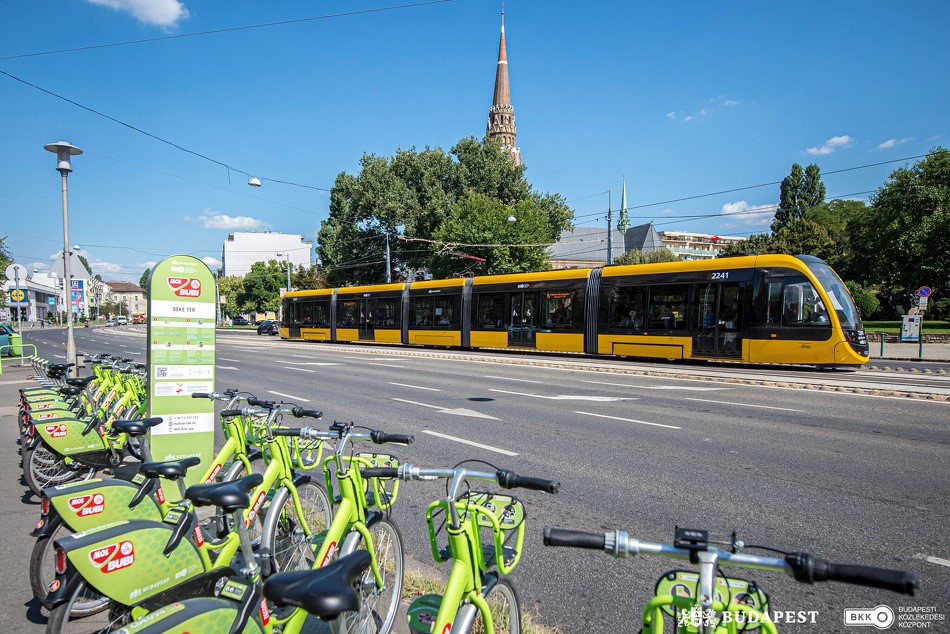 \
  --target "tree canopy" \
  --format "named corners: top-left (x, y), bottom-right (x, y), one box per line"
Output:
top-left (772, 163), bottom-right (826, 232)
top-left (316, 137), bottom-right (573, 285)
